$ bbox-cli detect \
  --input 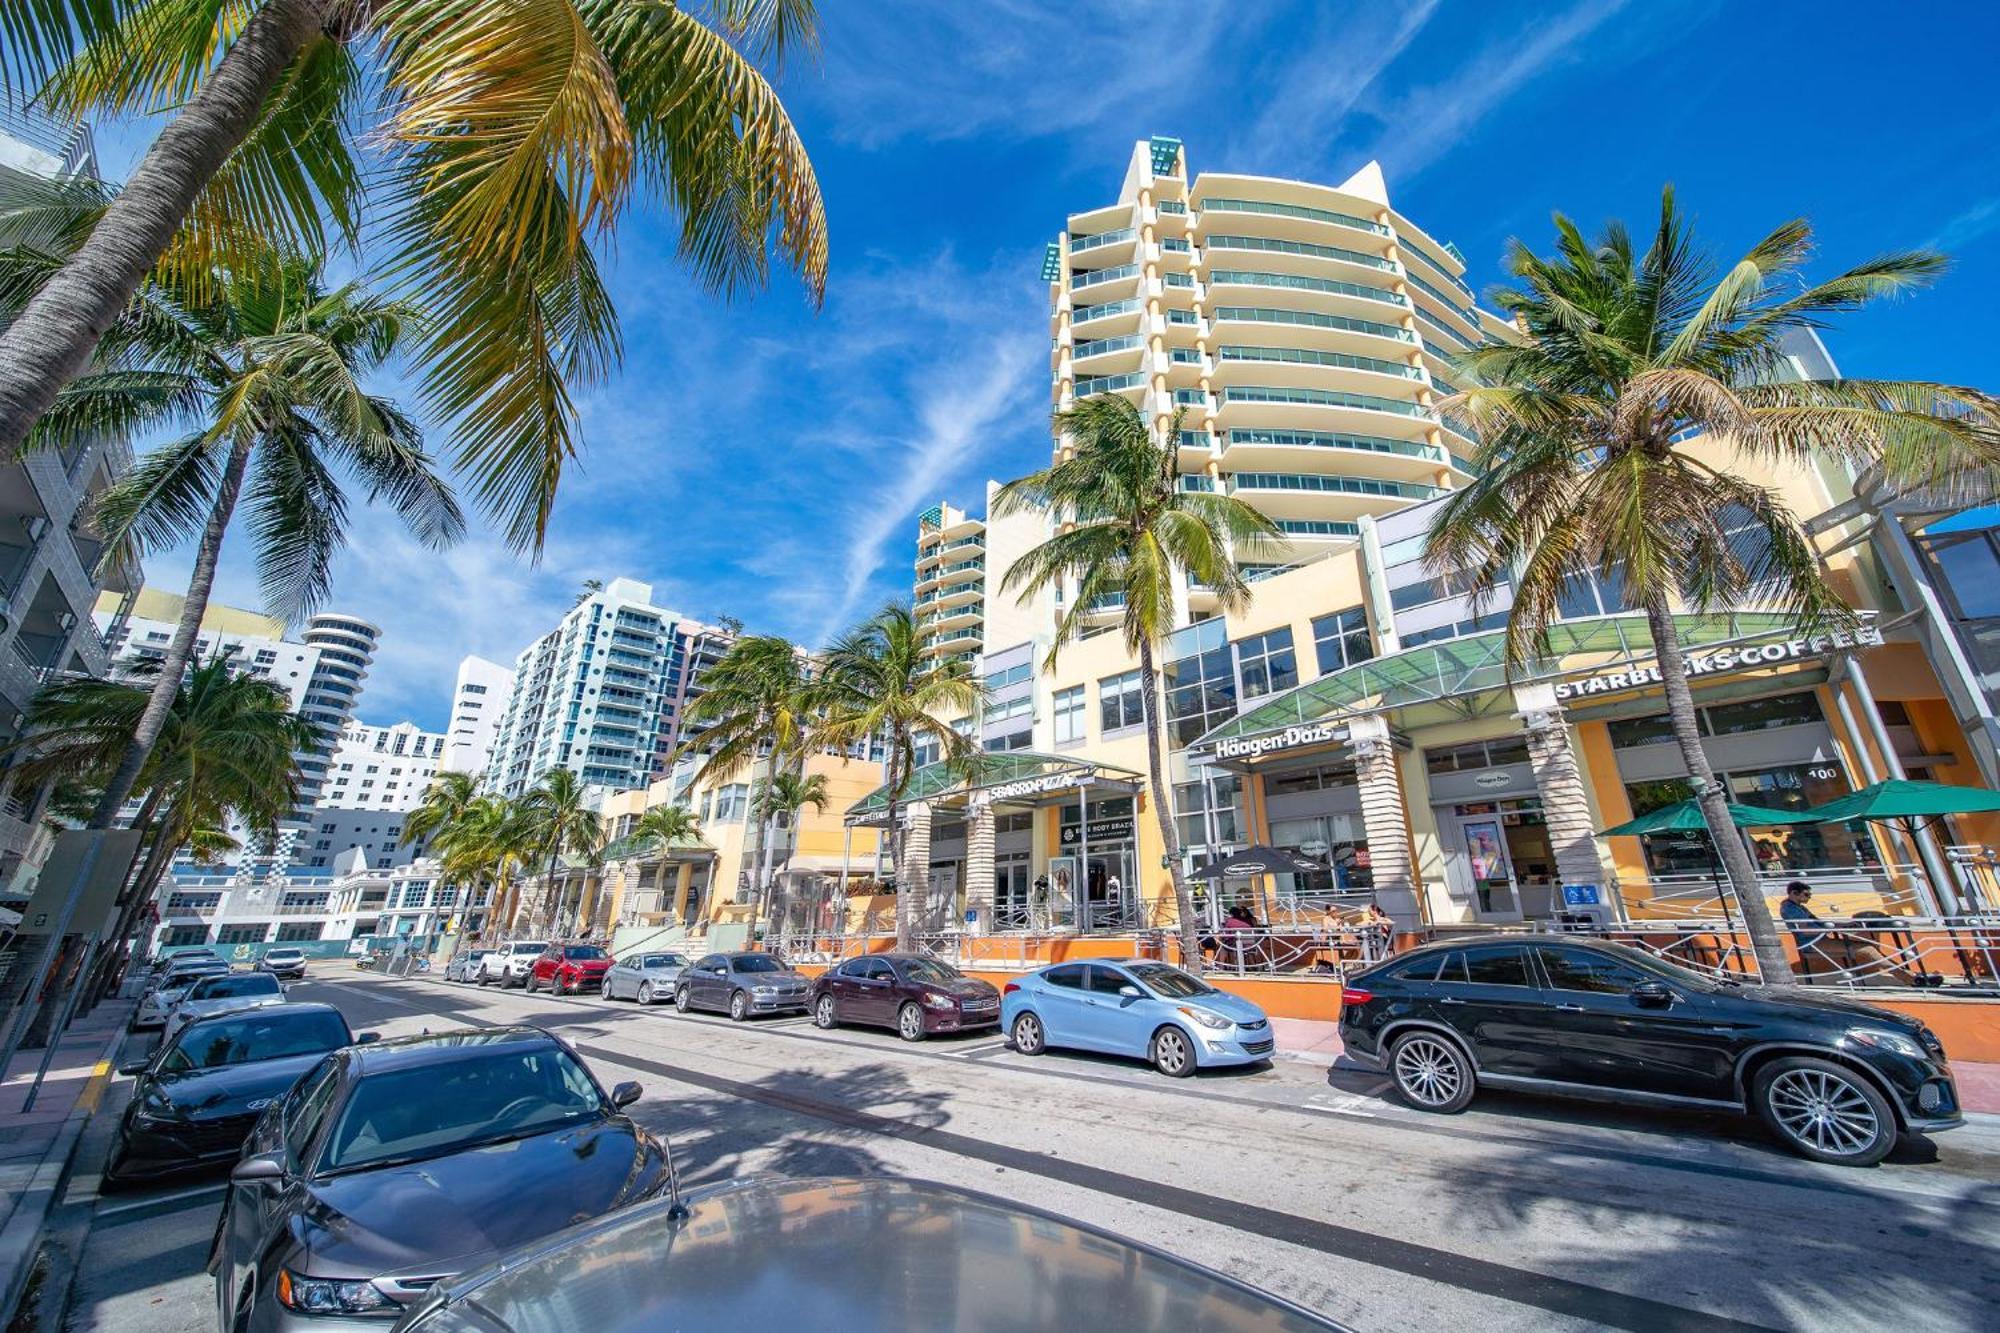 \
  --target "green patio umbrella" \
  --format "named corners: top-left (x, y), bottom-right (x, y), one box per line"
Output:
top-left (1600, 799), bottom-right (1821, 837)
top-left (1802, 778), bottom-right (2000, 824)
